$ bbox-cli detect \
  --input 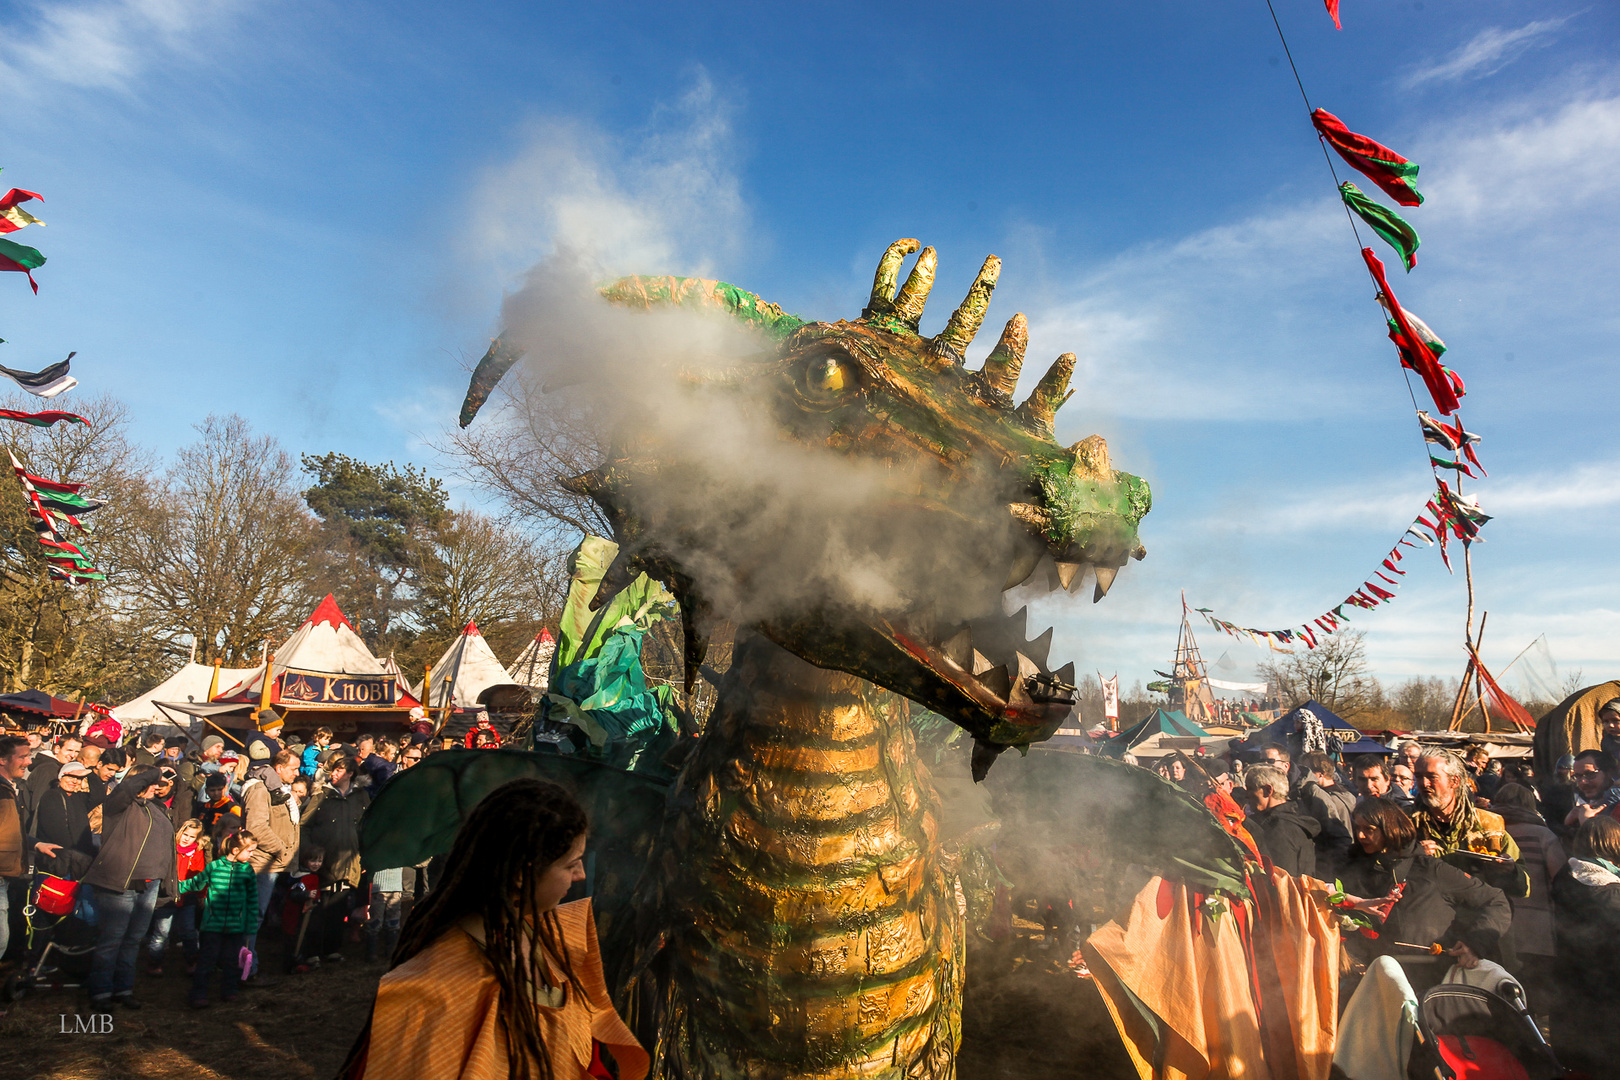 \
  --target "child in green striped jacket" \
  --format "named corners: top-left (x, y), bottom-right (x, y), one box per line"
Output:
top-left (181, 830), bottom-right (260, 1007)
